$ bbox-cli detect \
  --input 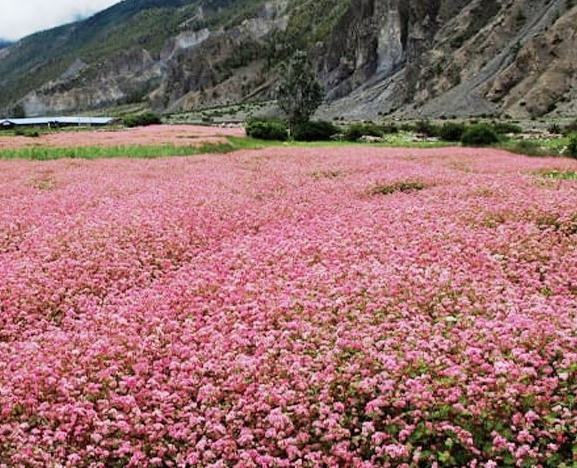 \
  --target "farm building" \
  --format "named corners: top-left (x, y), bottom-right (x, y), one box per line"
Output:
top-left (0, 116), bottom-right (114, 129)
